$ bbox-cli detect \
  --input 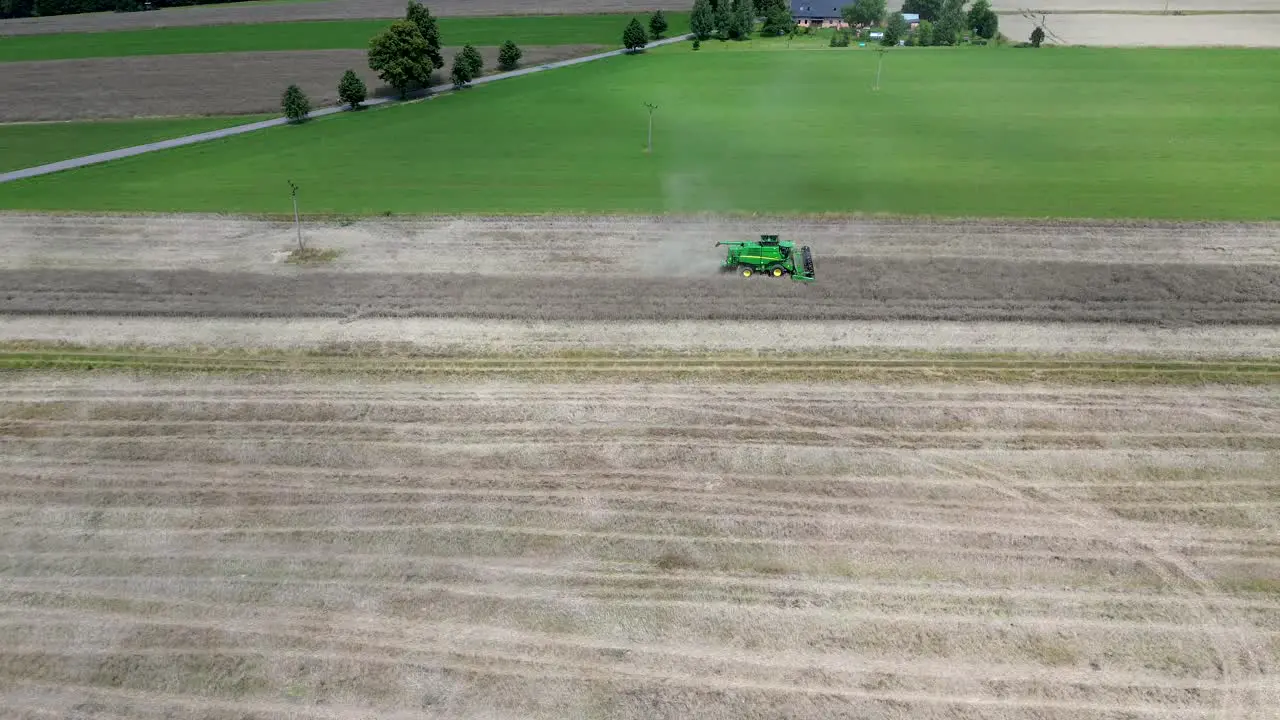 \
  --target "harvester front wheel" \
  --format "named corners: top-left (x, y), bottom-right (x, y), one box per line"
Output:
top-left (769, 266), bottom-right (785, 278)
top-left (740, 267), bottom-right (753, 278)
